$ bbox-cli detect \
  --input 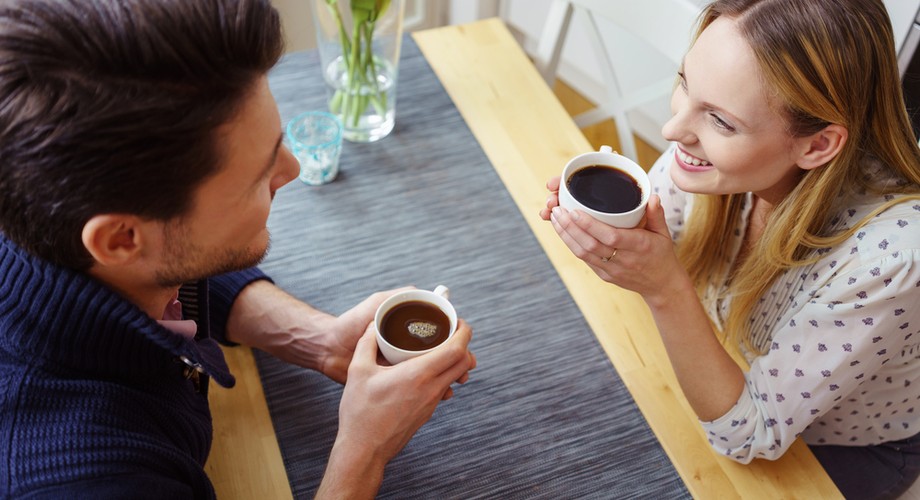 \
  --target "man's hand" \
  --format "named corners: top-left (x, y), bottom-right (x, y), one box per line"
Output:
top-left (315, 288), bottom-right (409, 383)
top-left (316, 320), bottom-right (475, 498)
